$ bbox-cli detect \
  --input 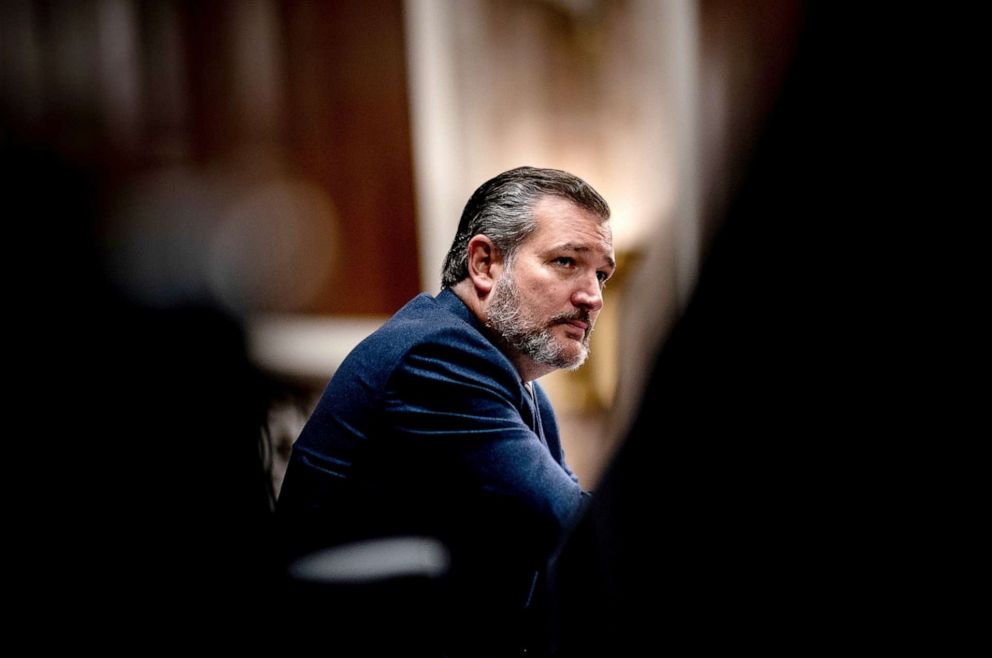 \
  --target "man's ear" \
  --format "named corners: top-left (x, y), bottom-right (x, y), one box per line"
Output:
top-left (466, 235), bottom-right (501, 295)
